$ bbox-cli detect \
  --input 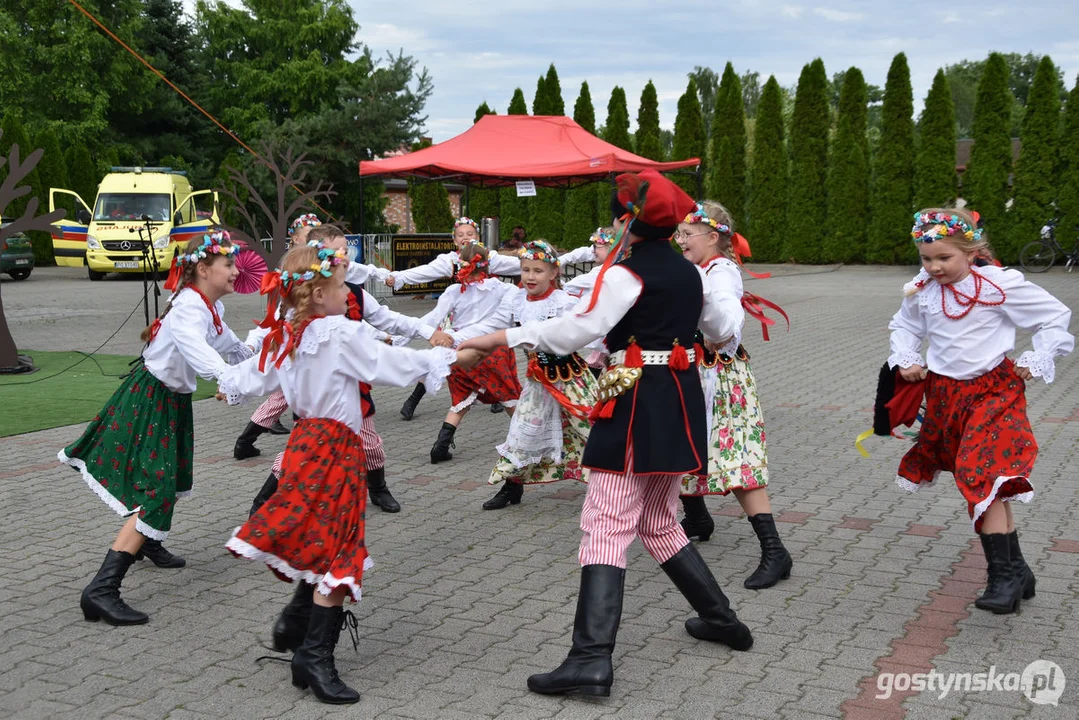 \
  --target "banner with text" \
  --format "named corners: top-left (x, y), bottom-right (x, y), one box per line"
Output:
top-left (391, 234), bottom-right (454, 295)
